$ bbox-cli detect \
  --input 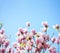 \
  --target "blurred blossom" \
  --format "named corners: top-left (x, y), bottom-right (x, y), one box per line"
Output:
top-left (13, 42), bottom-right (17, 48)
top-left (1, 21), bottom-right (60, 53)
top-left (49, 47), bottom-right (56, 53)
top-left (18, 27), bottom-right (24, 34)
top-left (41, 27), bottom-right (47, 32)
top-left (53, 24), bottom-right (60, 32)
top-left (31, 29), bottom-right (36, 35)
top-left (0, 29), bottom-right (5, 34)
top-left (16, 31), bottom-right (20, 36)
top-left (42, 21), bottom-right (49, 28)
top-left (51, 36), bottom-right (56, 43)
top-left (26, 21), bottom-right (31, 27)
top-left (24, 28), bottom-right (28, 34)
top-left (55, 38), bottom-right (60, 44)
top-left (3, 39), bottom-right (10, 48)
